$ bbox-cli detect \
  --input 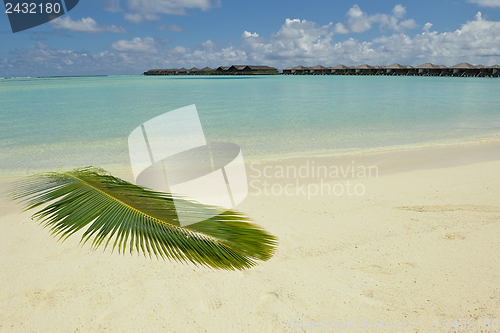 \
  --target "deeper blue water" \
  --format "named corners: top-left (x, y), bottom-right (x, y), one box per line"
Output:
top-left (1, 75), bottom-right (500, 171)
